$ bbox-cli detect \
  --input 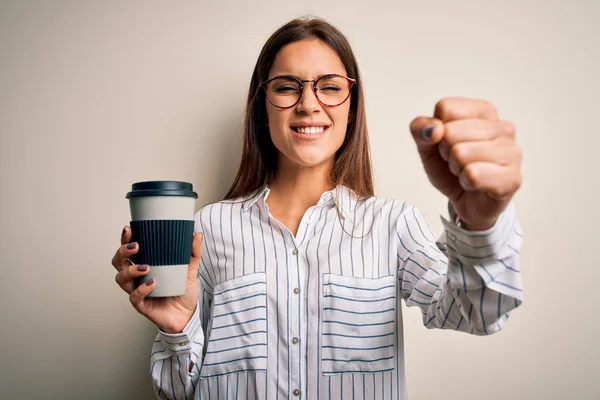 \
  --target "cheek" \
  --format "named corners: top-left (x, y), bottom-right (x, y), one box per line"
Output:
top-left (330, 108), bottom-right (350, 134)
top-left (333, 102), bottom-right (351, 123)
top-left (265, 103), bottom-right (286, 126)
top-left (265, 110), bottom-right (290, 144)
